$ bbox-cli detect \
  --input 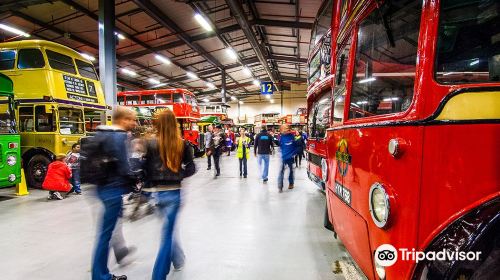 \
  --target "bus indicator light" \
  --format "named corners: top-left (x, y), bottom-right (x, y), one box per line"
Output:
top-left (8, 142), bottom-right (17, 149)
